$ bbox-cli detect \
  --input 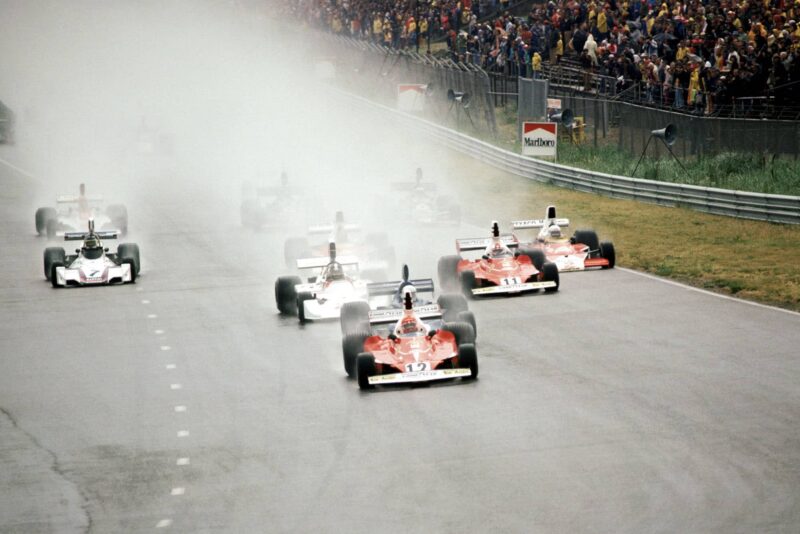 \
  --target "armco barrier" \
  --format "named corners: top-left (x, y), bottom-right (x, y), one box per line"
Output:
top-left (335, 89), bottom-right (800, 224)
